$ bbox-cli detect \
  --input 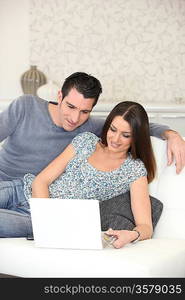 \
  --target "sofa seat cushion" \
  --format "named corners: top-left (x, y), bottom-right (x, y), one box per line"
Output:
top-left (0, 238), bottom-right (185, 278)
